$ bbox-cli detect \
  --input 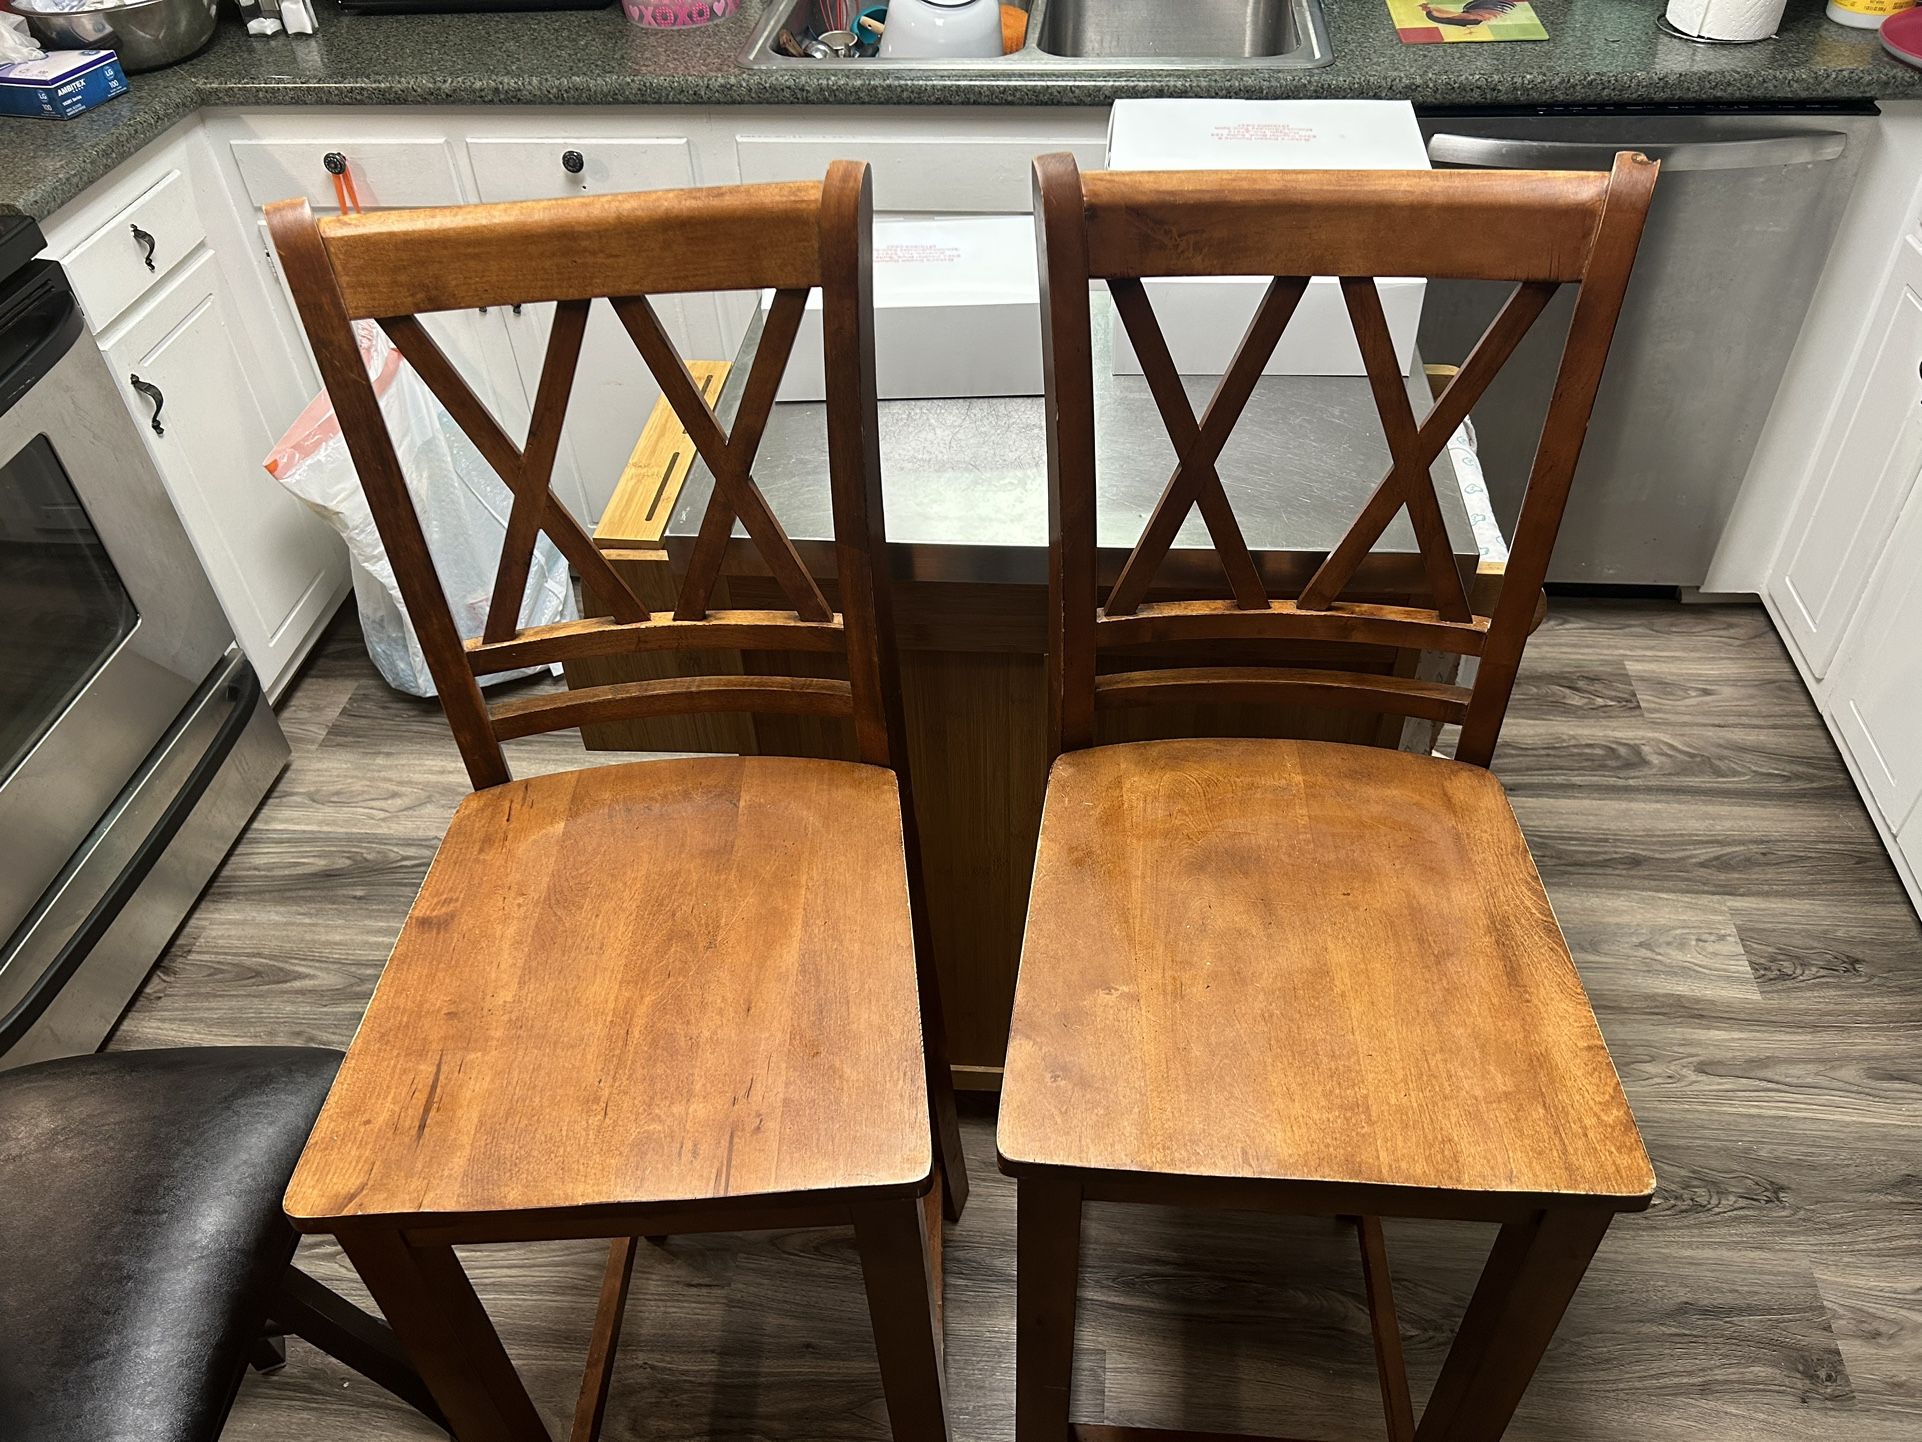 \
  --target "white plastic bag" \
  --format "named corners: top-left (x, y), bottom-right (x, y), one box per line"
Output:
top-left (266, 320), bottom-right (575, 697)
